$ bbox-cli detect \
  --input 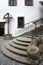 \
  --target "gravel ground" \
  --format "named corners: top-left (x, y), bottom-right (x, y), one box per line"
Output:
top-left (0, 37), bottom-right (43, 65)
